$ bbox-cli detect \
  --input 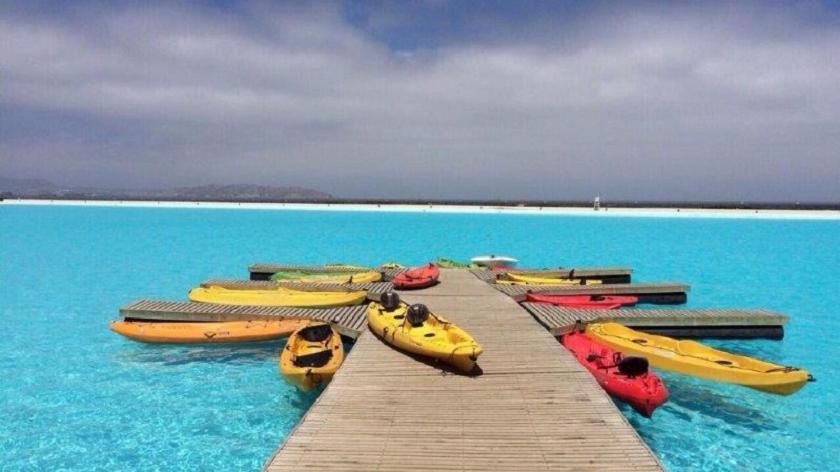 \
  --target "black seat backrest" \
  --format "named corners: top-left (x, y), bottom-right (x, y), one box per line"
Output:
top-left (617, 356), bottom-right (649, 376)
top-left (294, 349), bottom-right (333, 368)
top-left (380, 292), bottom-right (401, 311)
top-left (298, 324), bottom-right (332, 343)
top-left (406, 304), bottom-right (430, 327)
